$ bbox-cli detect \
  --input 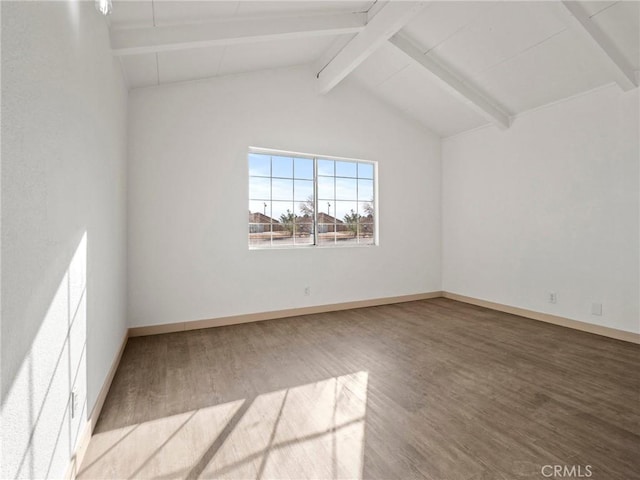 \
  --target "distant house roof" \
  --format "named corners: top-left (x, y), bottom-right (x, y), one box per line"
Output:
top-left (317, 212), bottom-right (343, 224)
top-left (249, 211), bottom-right (278, 224)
